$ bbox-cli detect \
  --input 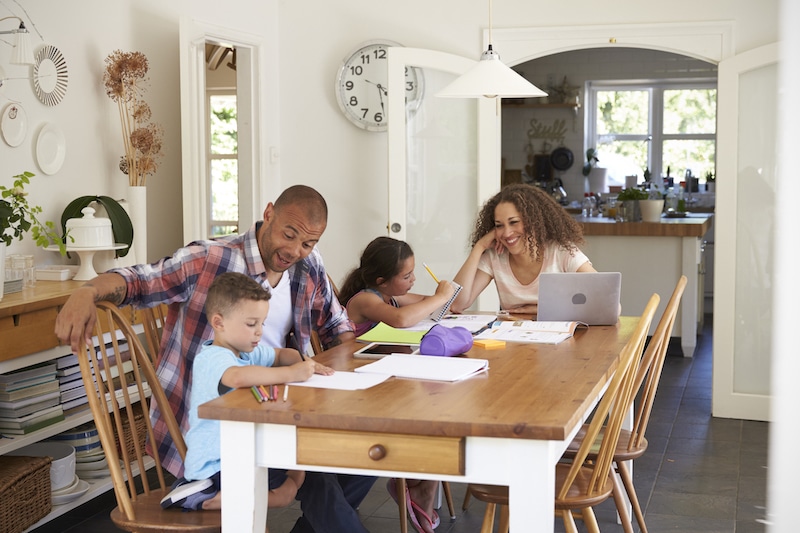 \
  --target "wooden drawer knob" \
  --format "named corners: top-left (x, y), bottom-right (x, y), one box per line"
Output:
top-left (368, 444), bottom-right (386, 461)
